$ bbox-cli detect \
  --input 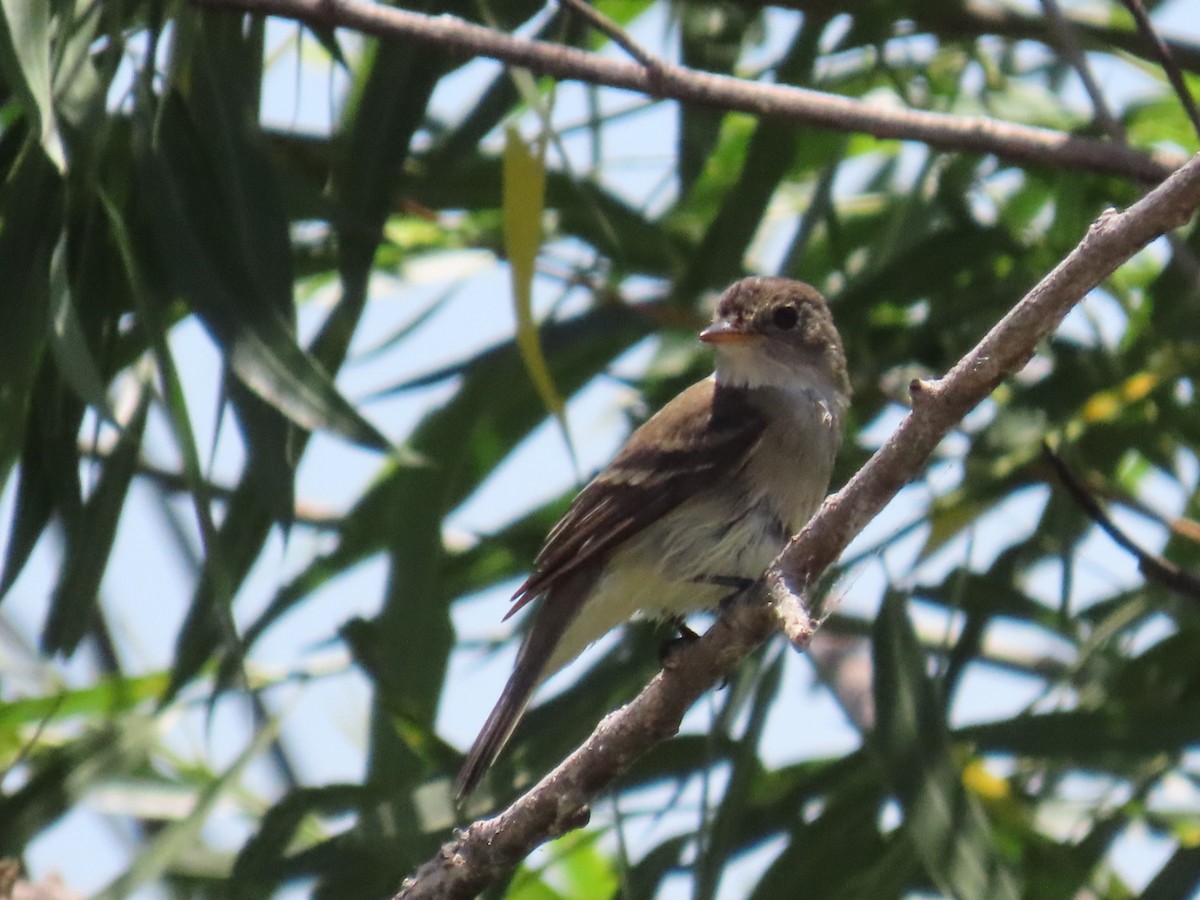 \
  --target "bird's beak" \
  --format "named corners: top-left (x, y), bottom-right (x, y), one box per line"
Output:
top-left (699, 320), bottom-right (758, 345)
